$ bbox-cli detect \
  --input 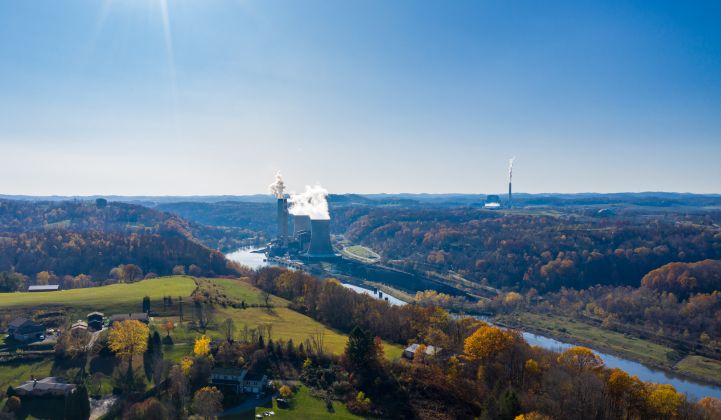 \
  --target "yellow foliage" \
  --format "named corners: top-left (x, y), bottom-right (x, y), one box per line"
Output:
top-left (524, 358), bottom-right (541, 376)
top-left (556, 346), bottom-right (604, 371)
top-left (181, 356), bottom-right (194, 376)
top-left (646, 384), bottom-right (685, 417)
top-left (463, 323), bottom-right (518, 362)
top-left (279, 385), bottom-right (293, 398)
top-left (194, 335), bottom-right (211, 357)
top-left (504, 292), bottom-right (524, 305)
top-left (515, 412), bottom-right (553, 420)
top-left (107, 320), bottom-right (149, 360)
